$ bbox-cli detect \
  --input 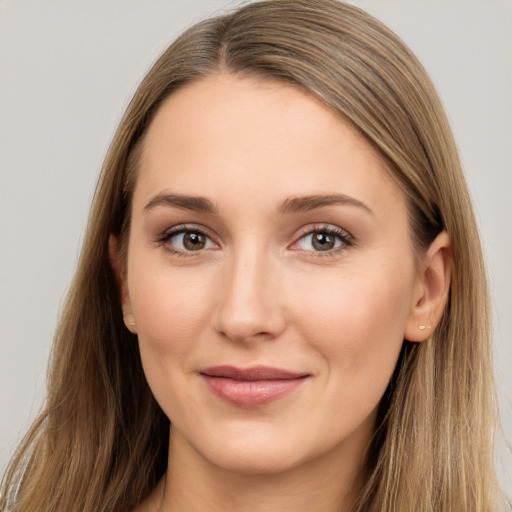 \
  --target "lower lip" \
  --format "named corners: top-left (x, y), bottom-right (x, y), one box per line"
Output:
top-left (201, 375), bottom-right (307, 407)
